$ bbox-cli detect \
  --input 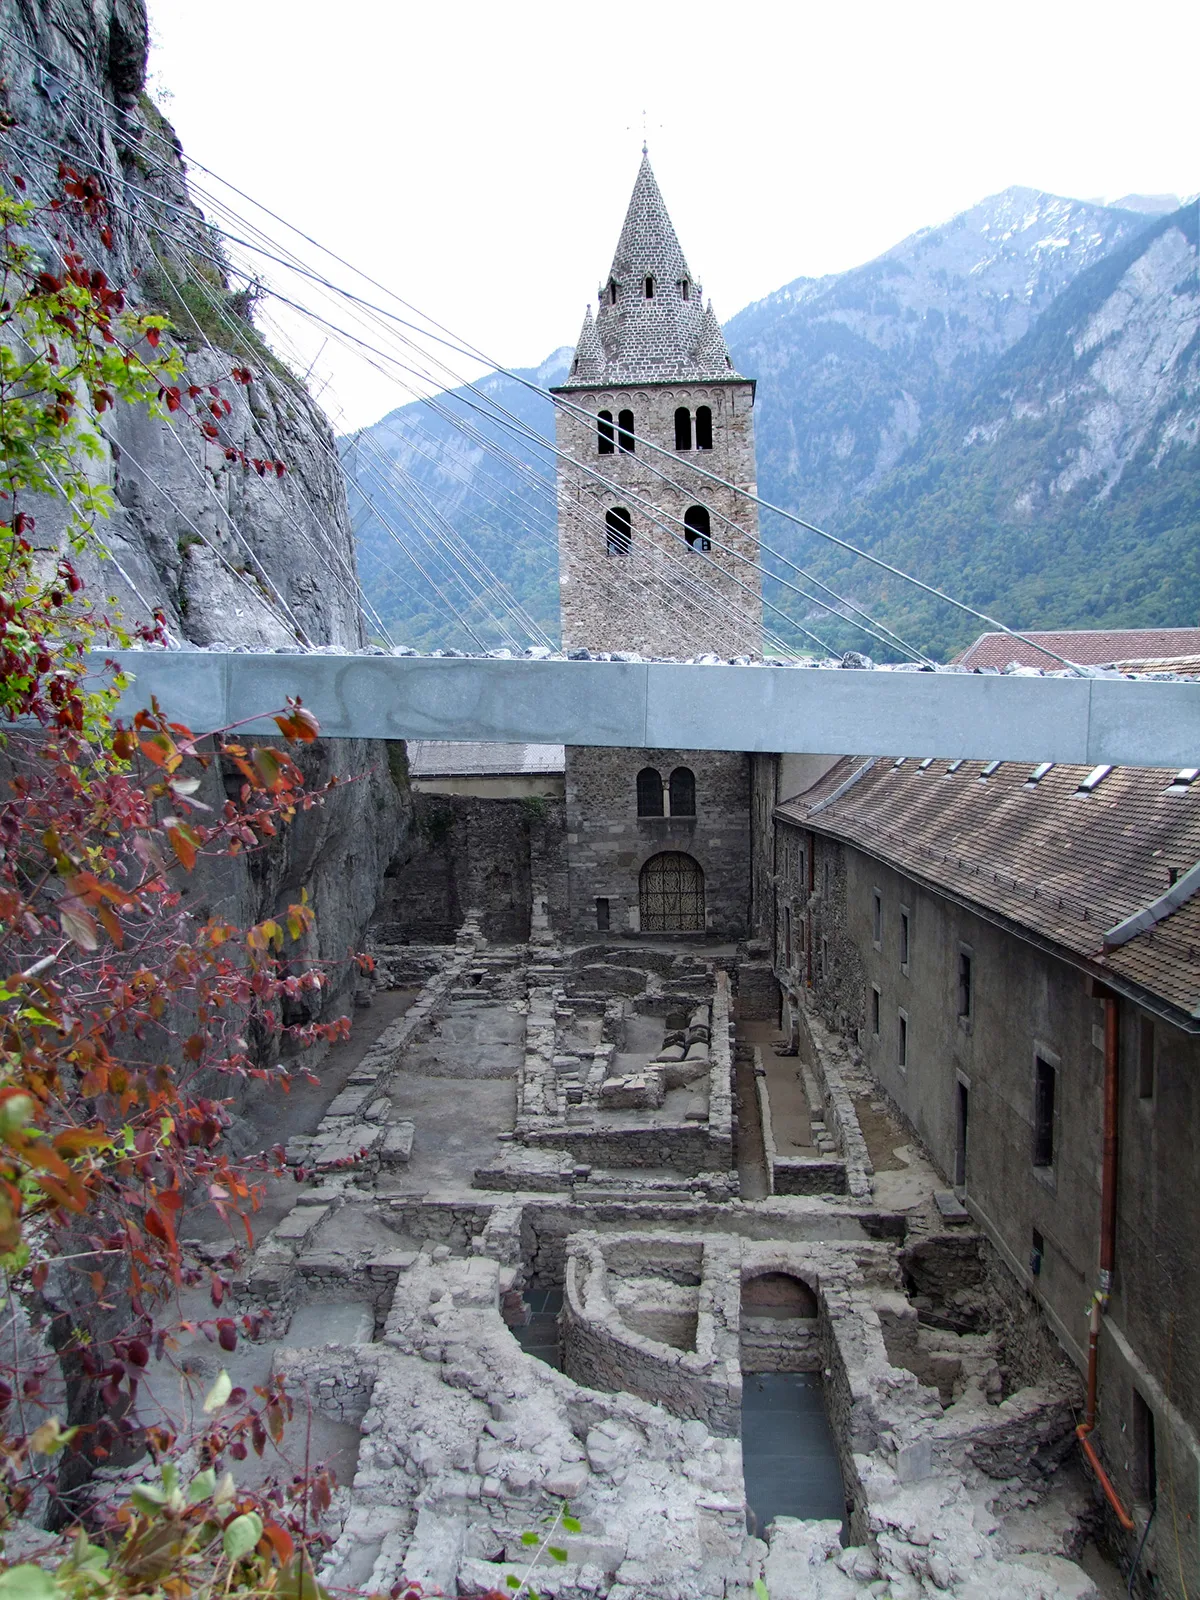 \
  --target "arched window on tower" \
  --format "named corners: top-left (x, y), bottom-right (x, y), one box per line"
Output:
top-left (678, 279), bottom-right (690, 301)
top-left (597, 410), bottom-right (615, 455)
top-left (617, 409), bottom-right (635, 453)
top-left (684, 506), bottom-right (711, 553)
top-left (637, 767), bottom-right (664, 817)
top-left (605, 507), bottom-right (632, 557)
top-left (645, 275), bottom-right (655, 298)
top-left (674, 407), bottom-right (692, 451)
top-left (695, 405), bottom-right (713, 450)
top-left (669, 766), bottom-right (696, 817)
top-left (608, 279), bottom-right (618, 306)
